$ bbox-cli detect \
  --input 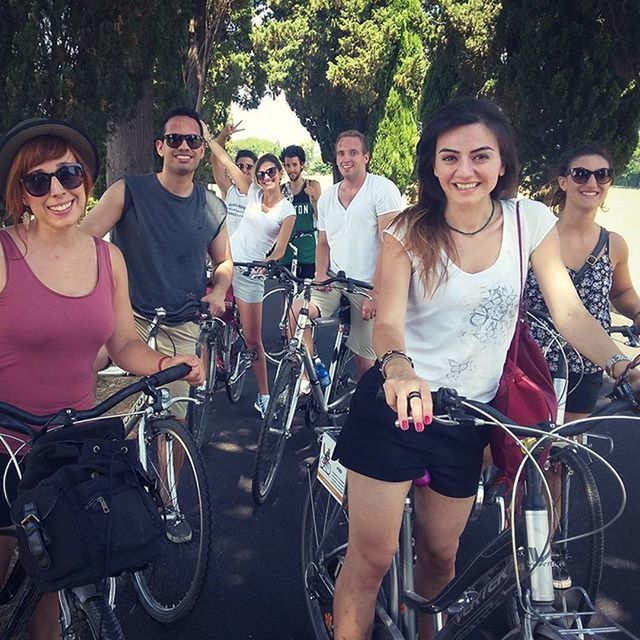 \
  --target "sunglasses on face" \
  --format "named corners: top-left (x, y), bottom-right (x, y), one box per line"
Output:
top-left (20, 164), bottom-right (85, 197)
top-left (256, 166), bottom-right (279, 182)
top-left (236, 162), bottom-right (254, 171)
top-left (162, 133), bottom-right (205, 149)
top-left (566, 167), bottom-right (614, 185)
